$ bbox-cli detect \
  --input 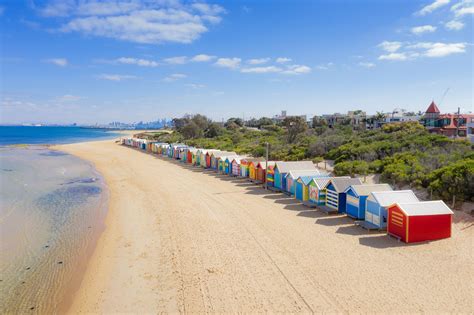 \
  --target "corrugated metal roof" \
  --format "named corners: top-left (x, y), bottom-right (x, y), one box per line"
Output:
top-left (286, 170), bottom-right (321, 180)
top-left (256, 161), bottom-right (277, 168)
top-left (395, 201), bottom-right (453, 216)
top-left (275, 161), bottom-right (315, 173)
top-left (212, 151), bottom-right (237, 157)
top-left (326, 177), bottom-right (363, 192)
top-left (311, 176), bottom-right (349, 189)
top-left (368, 190), bottom-right (419, 206)
top-left (299, 175), bottom-right (331, 185)
top-left (348, 184), bottom-right (393, 196)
